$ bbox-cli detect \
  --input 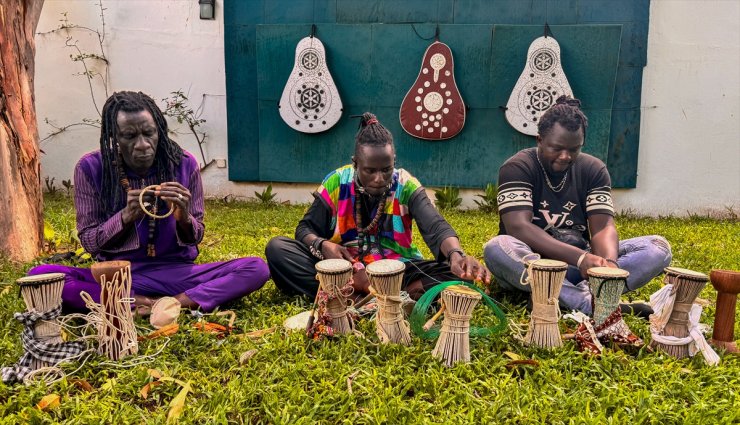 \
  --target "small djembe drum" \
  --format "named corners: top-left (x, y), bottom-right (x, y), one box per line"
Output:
top-left (432, 285), bottom-right (482, 367)
top-left (709, 269), bottom-right (740, 354)
top-left (366, 259), bottom-right (411, 345)
top-left (588, 267), bottom-right (641, 347)
top-left (315, 259), bottom-right (354, 335)
top-left (524, 259), bottom-right (567, 348)
top-left (650, 267), bottom-right (709, 358)
top-left (91, 261), bottom-right (138, 360)
top-left (16, 273), bottom-right (66, 369)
